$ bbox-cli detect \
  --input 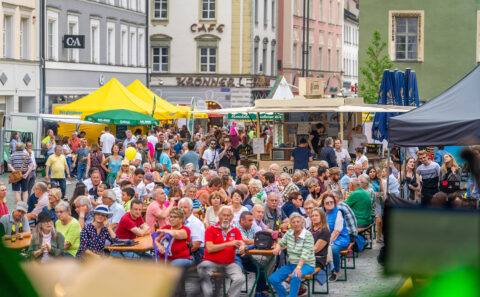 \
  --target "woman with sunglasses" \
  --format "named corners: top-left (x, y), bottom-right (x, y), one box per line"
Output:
top-left (76, 205), bottom-right (117, 259)
top-left (154, 207), bottom-right (192, 267)
top-left (322, 193), bottom-right (350, 282)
